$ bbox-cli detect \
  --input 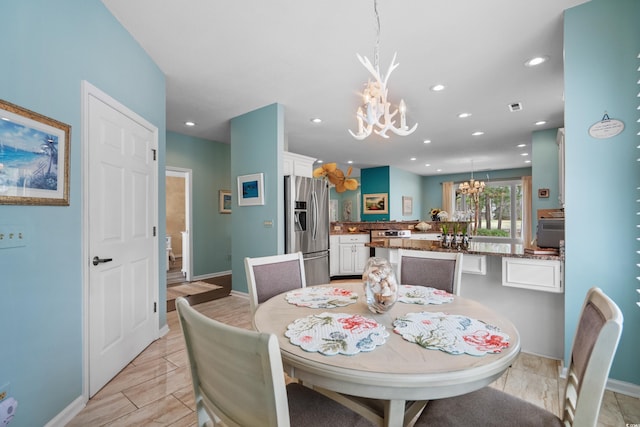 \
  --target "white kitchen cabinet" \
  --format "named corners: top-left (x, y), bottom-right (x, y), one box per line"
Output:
top-left (462, 254), bottom-right (486, 275)
top-left (502, 257), bottom-right (562, 293)
top-left (337, 234), bottom-right (370, 275)
top-left (329, 235), bottom-right (340, 277)
top-left (283, 151), bottom-right (316, 178)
